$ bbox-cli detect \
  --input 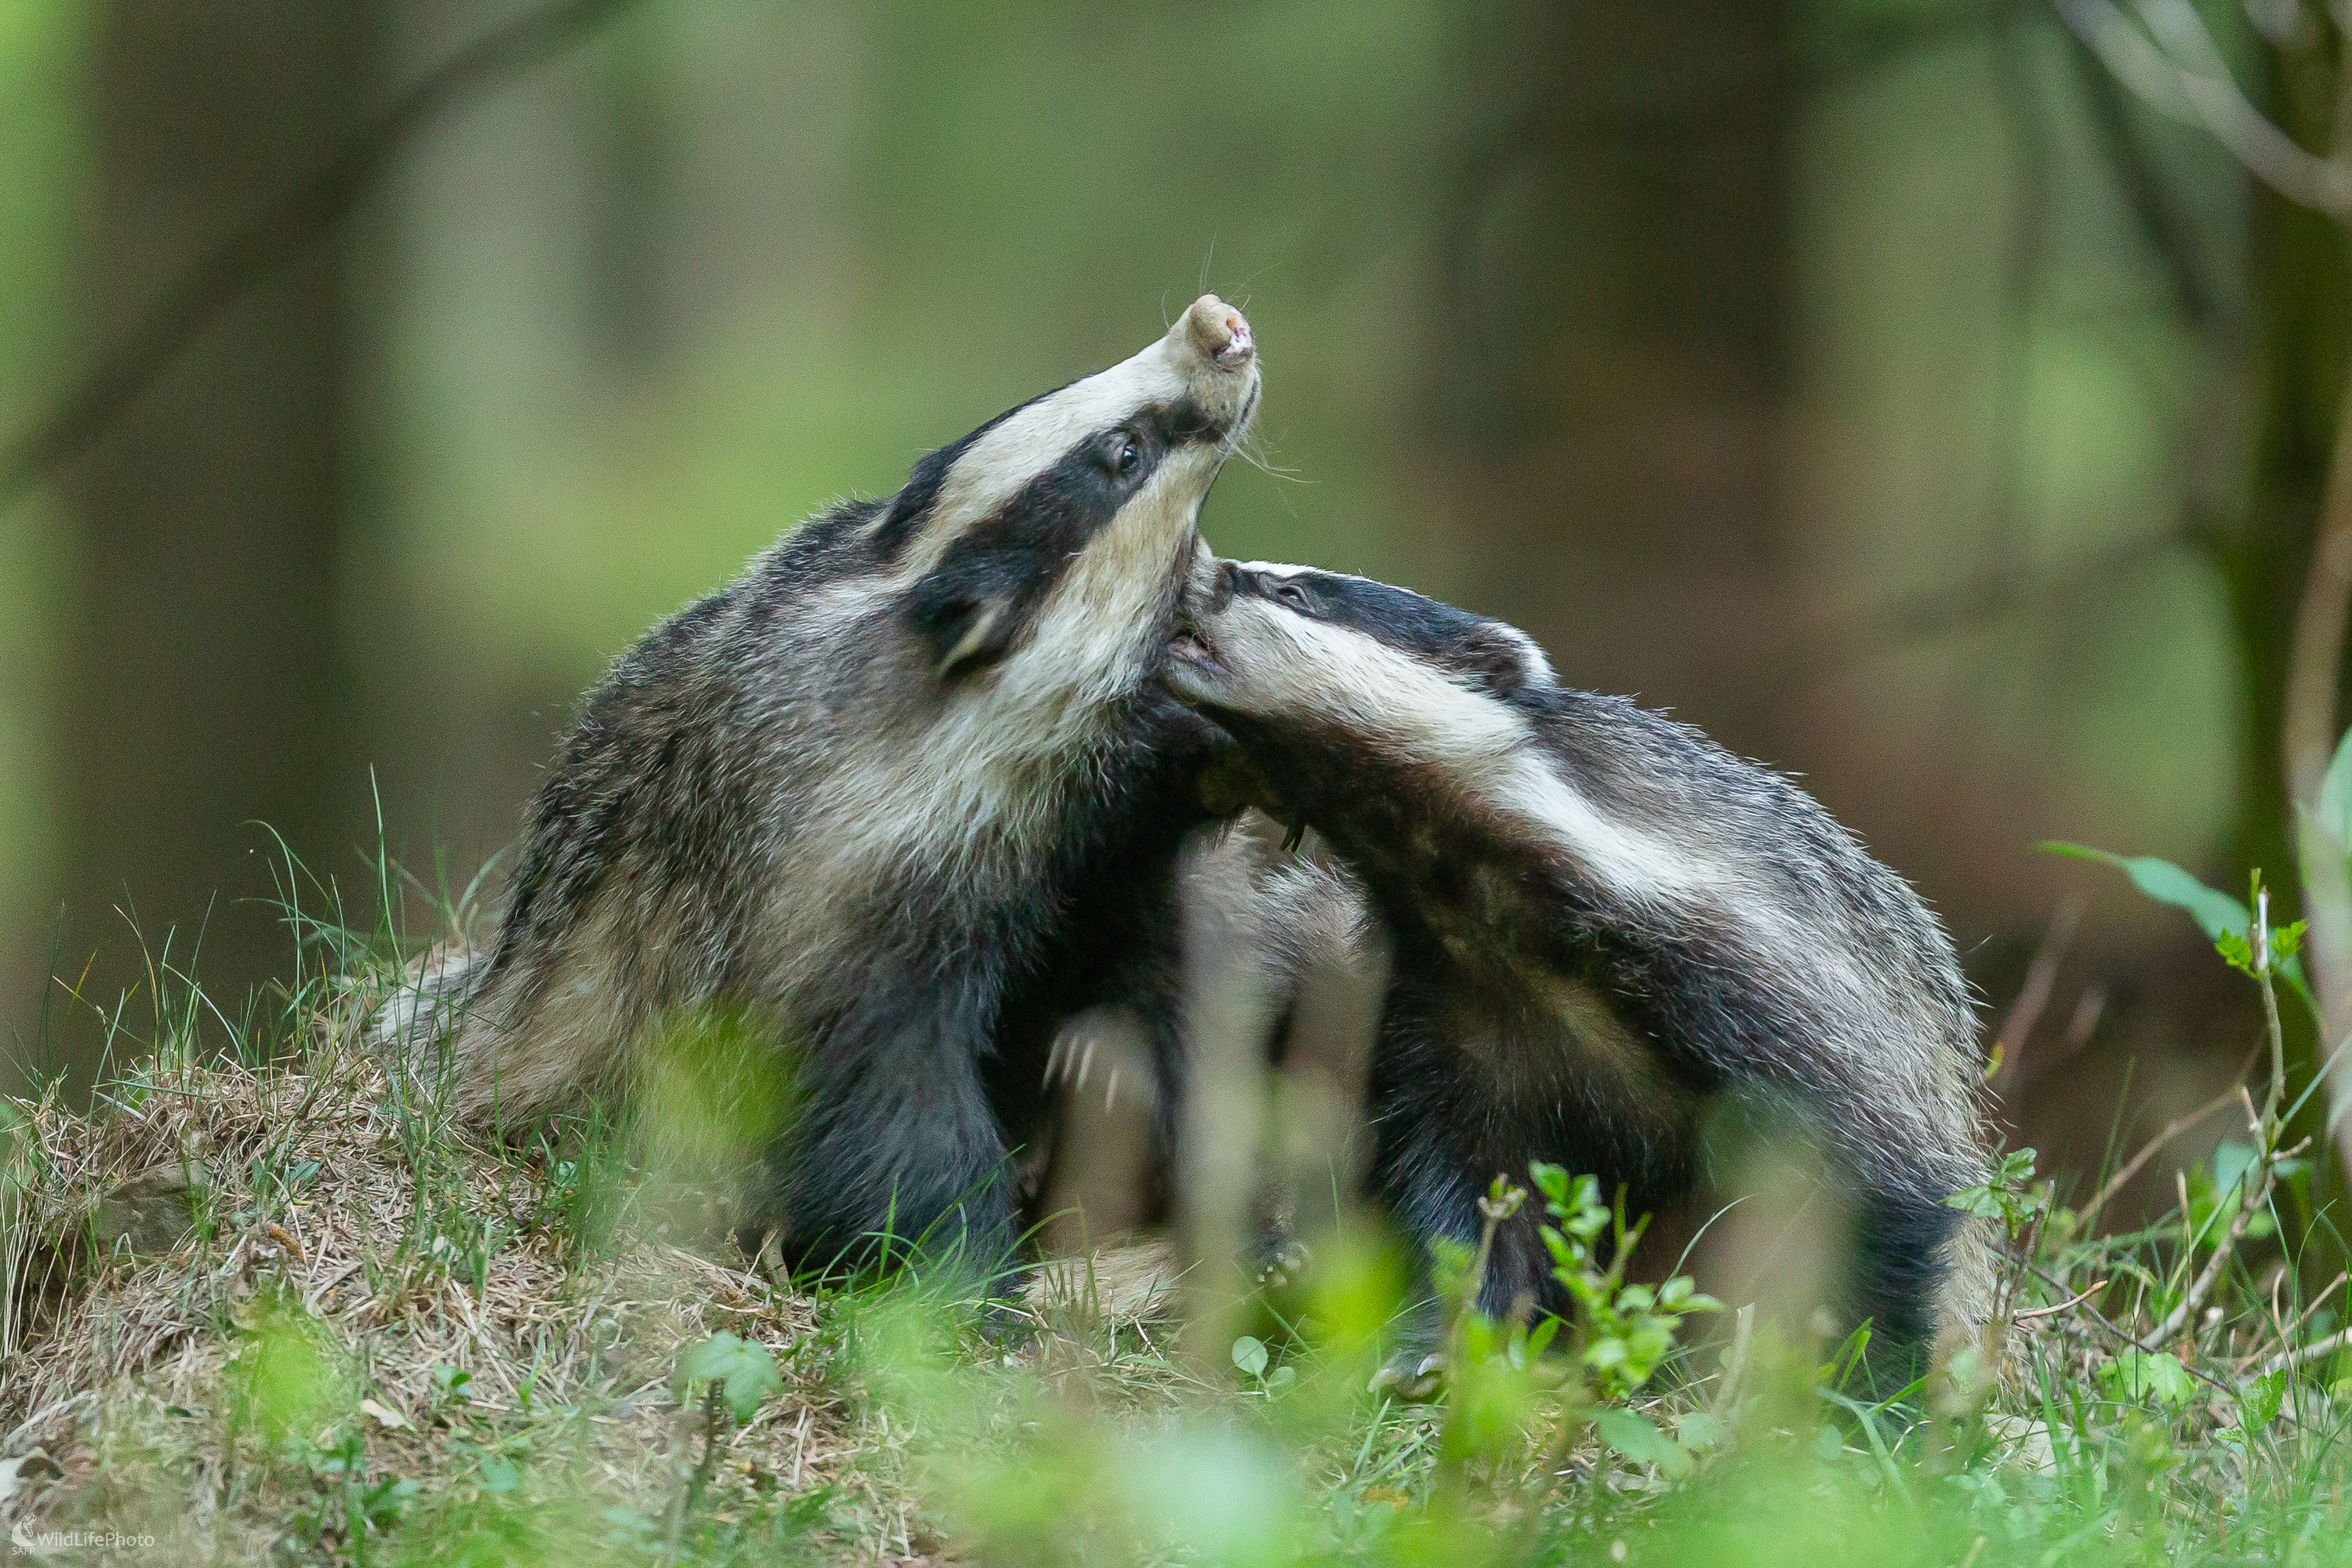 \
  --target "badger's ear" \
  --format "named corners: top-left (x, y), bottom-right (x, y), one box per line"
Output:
top-left (1459, 622), bottom-right (1553, 697)
top-left (906, 571), bottom-right (1022, 681)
